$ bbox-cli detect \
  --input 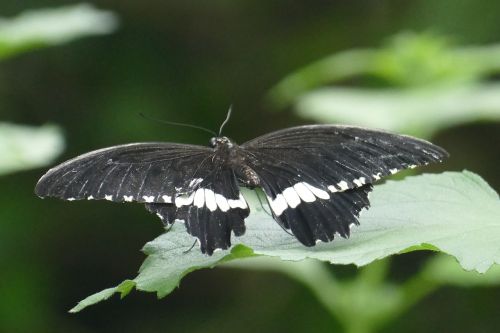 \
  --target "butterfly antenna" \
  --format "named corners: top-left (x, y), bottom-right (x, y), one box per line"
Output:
top-left (139, 113), bottom-right (217, 136)
top-left (218, 105), bottom-right (233, 136)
